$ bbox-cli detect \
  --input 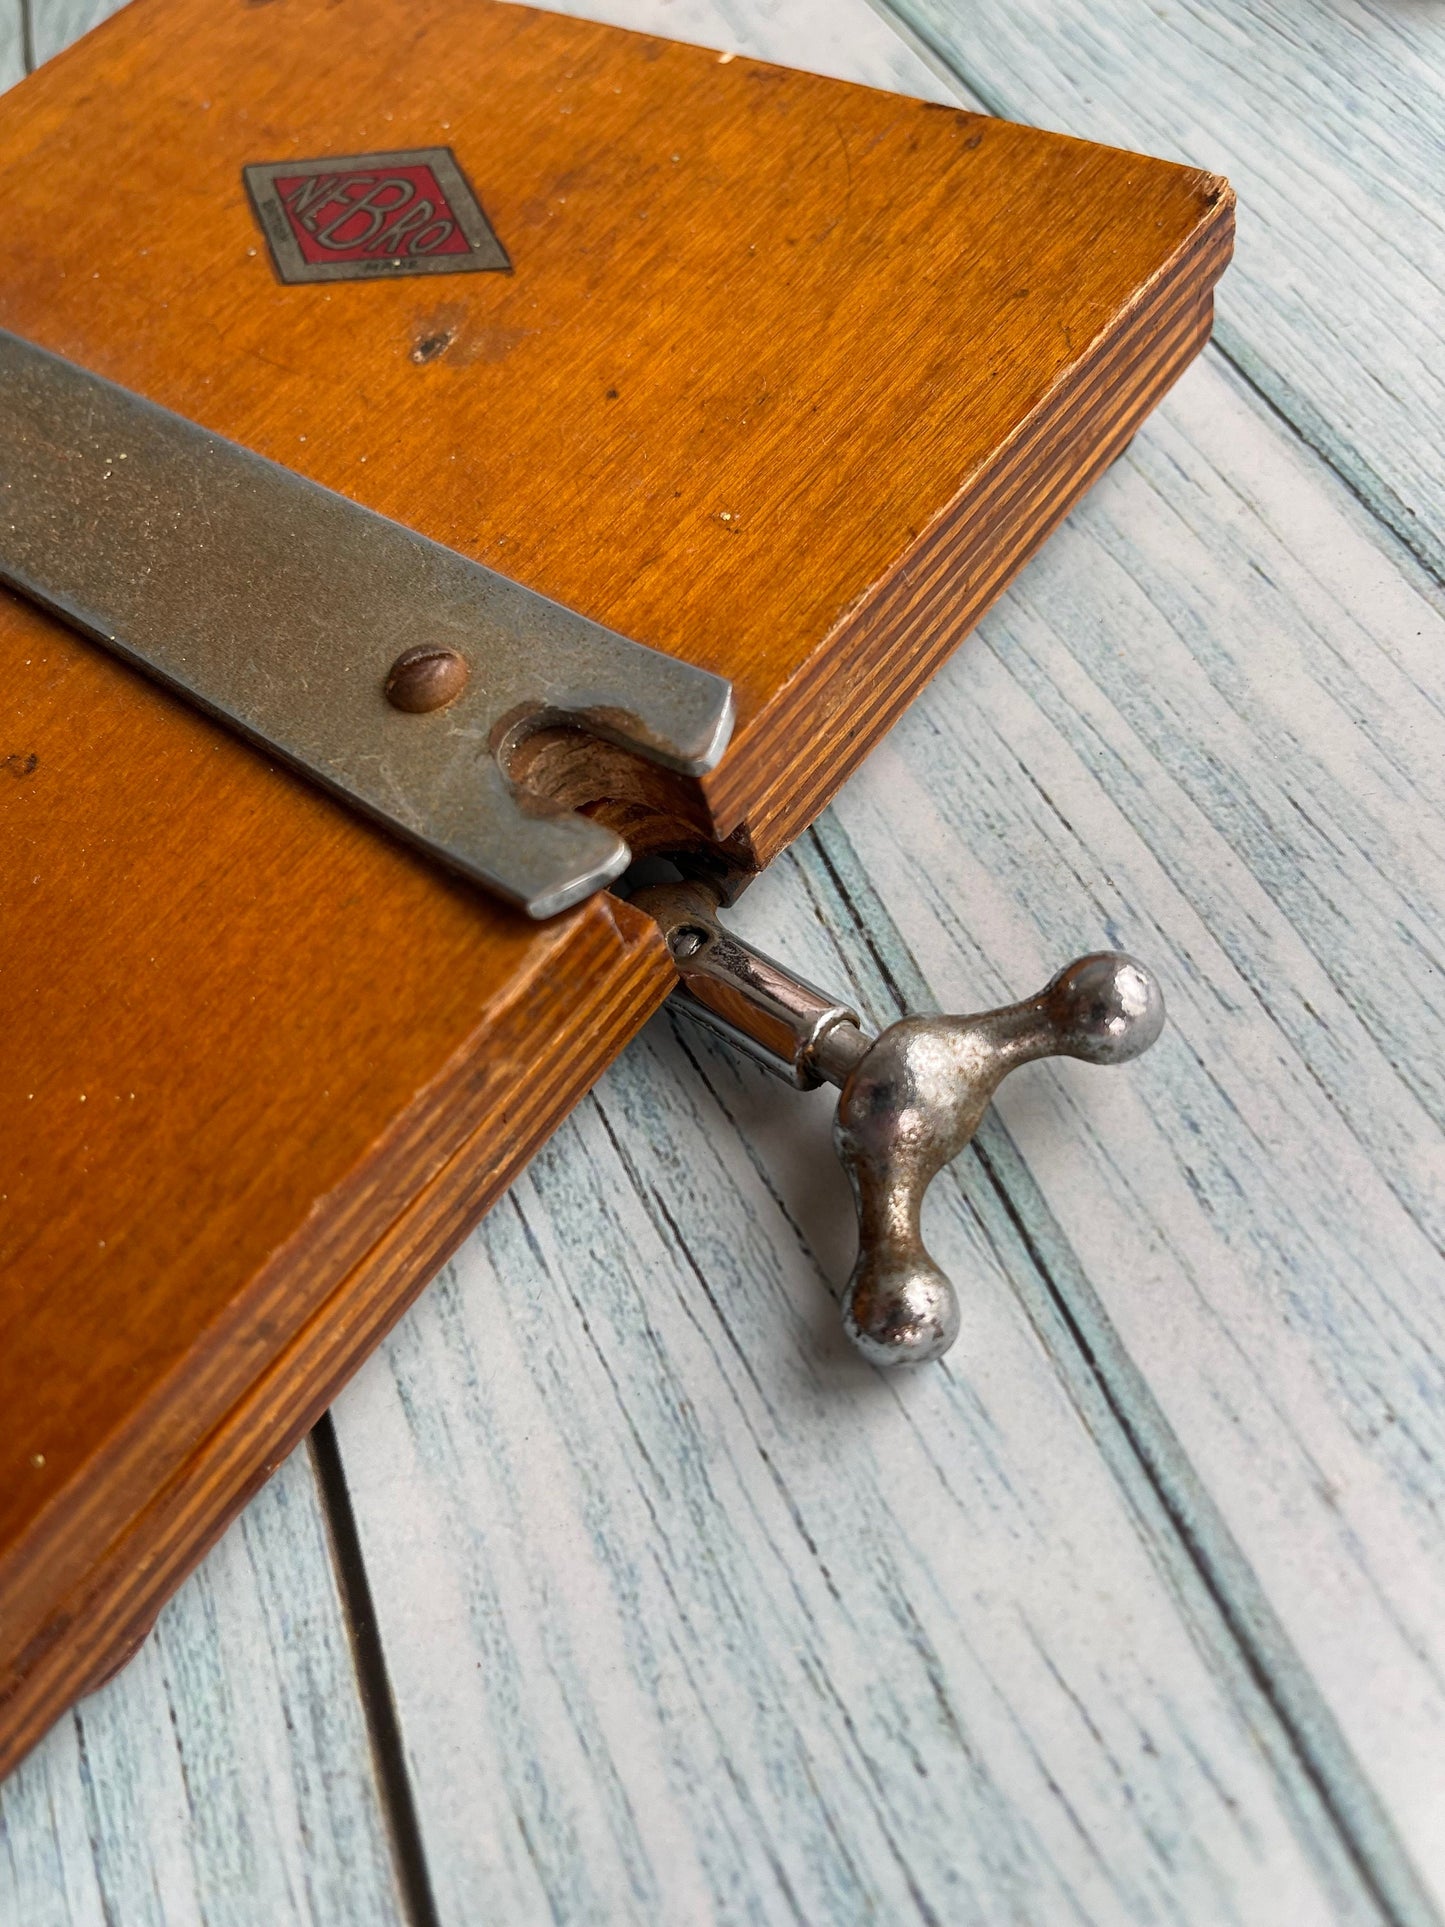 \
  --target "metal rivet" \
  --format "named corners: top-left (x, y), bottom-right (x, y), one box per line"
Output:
top-left (385, 645), bottom-right (470, 713)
